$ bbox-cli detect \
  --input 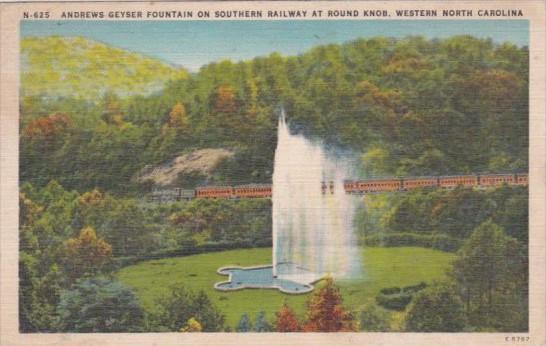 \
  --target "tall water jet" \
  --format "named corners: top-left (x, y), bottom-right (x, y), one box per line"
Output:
top-left (272, 108), bottom-right (361, 283)
top-left (215, 108), bottom-right (361, 294)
